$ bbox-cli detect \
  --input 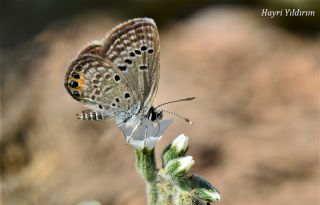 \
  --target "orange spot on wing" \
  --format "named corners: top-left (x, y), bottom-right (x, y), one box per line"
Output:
top-left (75, 73), bottom-right (85, 90)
